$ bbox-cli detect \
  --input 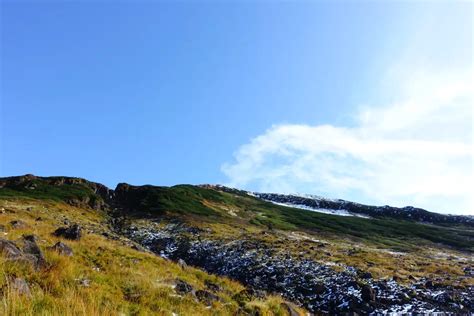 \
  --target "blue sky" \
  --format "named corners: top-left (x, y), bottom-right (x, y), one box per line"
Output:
top-left (1, 2), bottom-right (472, 214)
